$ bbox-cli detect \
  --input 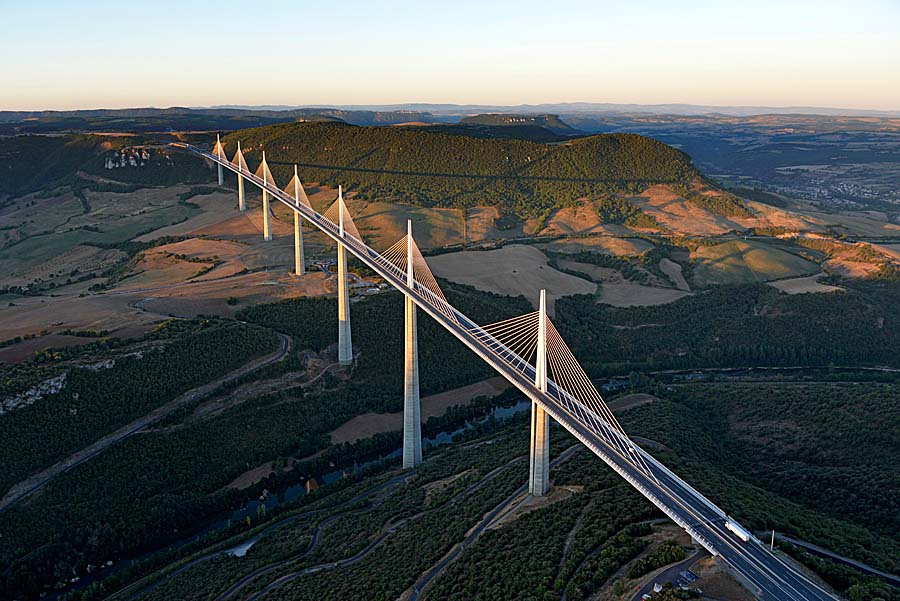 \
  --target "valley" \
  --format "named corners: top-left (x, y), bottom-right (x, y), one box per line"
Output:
top-left (1, 116), bottom-right (898, 601)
